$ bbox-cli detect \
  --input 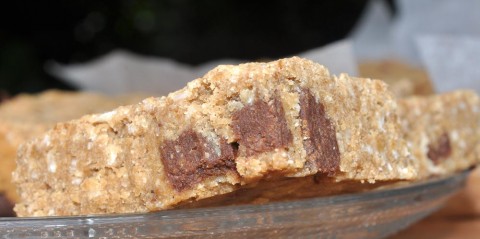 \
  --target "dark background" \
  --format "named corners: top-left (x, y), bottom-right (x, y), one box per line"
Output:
top-left (0, 0), bottom-right (395, 96)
